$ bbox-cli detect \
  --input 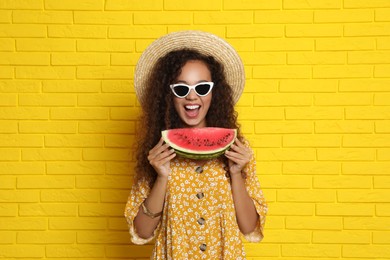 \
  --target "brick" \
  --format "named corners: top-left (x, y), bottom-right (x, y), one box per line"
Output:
top-left (194, 11), bottom-right (252, 25)
top-left (374, 177), bottom-right (390, 188)
top-left (82, 148), bottom-right (133, 161)
top-left (0, 176), bottom-right (15, 189)
top-left (344, 217), bottom-right (390, 230)
top-left (16, 66), bottom-right (75, 79)
top-left (286, 216), bottom-right (343, 230)
top-left (375, 93), bottom-right (390, 106)
top-left (76, 176), bottom-right (131, 189)
top-left (77, 66), bottom-right (133, 79)
top-left (0, 148), bottom-right (19, 161)
top-left (249, 135), bottom-right (281, 148)
top-left (236, 107), bottom-right (284, 120)
top-left (0, 134), bottom-right (43, 147)
top-left (315, 9), bottom-right (373, 23)
top-left (45, 0), bottom-right (103, 10)
top-left (109, 25), bottom-right (165, 38)
top-left (253, 66), bottom-right (311, 79)
top-left (1, 52), bottom-right (50, 65)
top-left (41, 189), bottom-right (99, 202)
top-left (0, 120), bottom-right (17, 133)
top-left (244, 79), bottom-right (278, 93)
top-left (134, 11), bottom-right (191, 25)
top-left (106, 245), bottom-right (154, 258)
top-left (227, 25), bottom-right (284, 37)
top-left (101, 190), bottom-right (129, 202)
top-left (245, 244), bottom-right (281, 257)
top-left (223, 39), bottom-right (254, 52)
top-left (314, 176), bottom-right (372, 189)
top-left (338, 190), bottom-right (390, 203)
top-left (376, 9), bottom-right (390, 22)
top-left (343, 245), bottom-right (390, 258)
top-left (110, 108), bottom-right (140, 120)
top-left (315, 120), bottom-right (373, 134)
top-left (239, 52), bottom-right (285, 65)
top-left (108, 217), bottom-right (128, 230)
top-left (13, 11), bottom-right (73, 24)
top-left (316, 38), bottom-right (375, 51)
top-left (46, 245), bottom-right (105, 258)
top-left (0, 10), bottom-right (11, 23)
top-left (0, 203), bottom-right (18, 216)
top-left (318, 148), bottom-right (375, 161)
top-left (22, 148), bottom-right (81, 161)
top-left (278, 189), bottom-right (335, 202)
top-left (264, 230), bottom-right (311, 243)
top-left (255, 93), bottom-right (311, 106)
top-left (17, 231), bottom-right (76, 244)
top-left (373, 231), bottom-right (390, 243)
top-left (0, 67), bottom-right (13, 79)
top-left (343, 162), bottom-right (390, 175)
top-left (79, 121), bottom-right (135, 134)
top-left (317, 93), bottom-right (372, 106)
top-left (270, 203), bottom-right (314, 216)
top-left (255, 10), bottom-right (312, 23)
top-left (316, 203), bottom-right (374, 216)
top-left (105, 0), bottom-right (162, 10)
top-left (0, 39), bottom-right (14, 51)
top-left (17, 176), bottom-right (74, 189)
top-left (77, 39), bottom-right (134, 52)
top-left (280, 79), bottom-right (338, 93)
top-left (259, 148), bottom-right (315, 161)
top-left (164, 0), bottom-right (220, 10)
top-left (19, 94), bottom-right (76, 106)
top-left (349, 51), bottom-right (390, 64)
top-left (48, 25), bottom-right (107, 38)
top-left (45, 135), bottom-right (103, 148)
top-left (345, 23), bottom-right (390, 37)
top-left (105, 135), bottom-right (135, 148)
top-left (0, 94), bottom-right (16, 106)
top-left (0, 0), bottom-right (42, 9)
top-left (346, 107), bottom-right (390, 120)
top-left (50, 108), bottom-right (108, 120)
top-left (286, 107), bottom-right (343, 119)
top-left (375, 64), bottom-right (390, 77)
top-left (260, 175), bottom-right (311, 189)
top-left (47, 162), bottom-right (105, 175)
top-left (79, 203), bottom-right (124, 217)
top-left (378, 148), bottom-right (390, 160)
top-left (0, 217), bottom-right (46, 230)
top-left (340, 79), bottom-right (390, 92)
top-left (378, 37), bottom-right (390, 50)
top-left (225, 0), bottom-right (280, 9)
top-left (344, 0), bottom-right (390, 8)
top-left (284, 135), bottom-right (342, 147)
top-left (313, 65), bottom-right (372, 78)
top-left (255, 121), bottom-right (312, 134)
top-left (0, 162), bottom-right (45, 175)
top-left (288, 52), bottom-right (345, 65)
top-left (284, 162), bottom-right (340, 175)
top-left (286, 24), bottom-right (342, 37)
top-left (78, 94), bottom-right (134, 106)
top-left (255, 39), bottom-right (313, 51)
top-left (74, 11), bottom-right (133, 24)
top-left (283, 0), bottom-right (341, 9)
top-left (254, 162), bottom-right (282, 175)
top-left (52, 53), bottom-right (109, 66)
top-left (49, 217), bottom-right (106, 230)
top-left (377, 204), bottom-right (390, 216)
top-left (0, 24), bottom-right (46, 37)
top-left (77, 231), bottom-right (129, 244)
top-left (0, 245), bottom-right (44, 258)
top-left (19, 121), bottom-right (76, 134)
top-left (111, 53), bottom-right (140, 65)
top-left (282, 244), bottom-right (341, 257)
top-left (0, 190), bottom-right (39, 203)
top-left (0, 231), bottom-right (15, 243)
top-left (313, 231), bottom-right (370, 244)
top-left (16, 39), bottom-right (75, 52)
top-left (42, 80), bottom-right (100, 93)
top-left (19, 203), bottom-right (77, 216)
